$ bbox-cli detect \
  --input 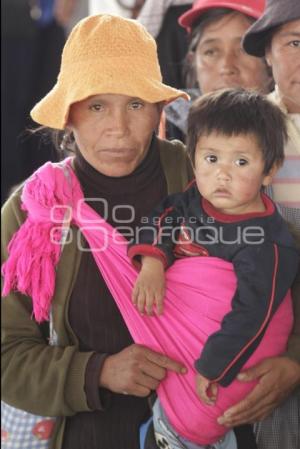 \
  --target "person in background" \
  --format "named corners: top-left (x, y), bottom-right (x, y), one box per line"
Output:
top-left (137, 0), bottom-right (193, 89)
top-left (56, 0), bottom-right (89, 34)
top-left (88, 0), bottom-right (145, 18)
top-left (242, 0), bottom-right (300, 448)
top-left (163, 0), bottom-right (271, 140)
top-left (1, 0), bottom-right (77, 204)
